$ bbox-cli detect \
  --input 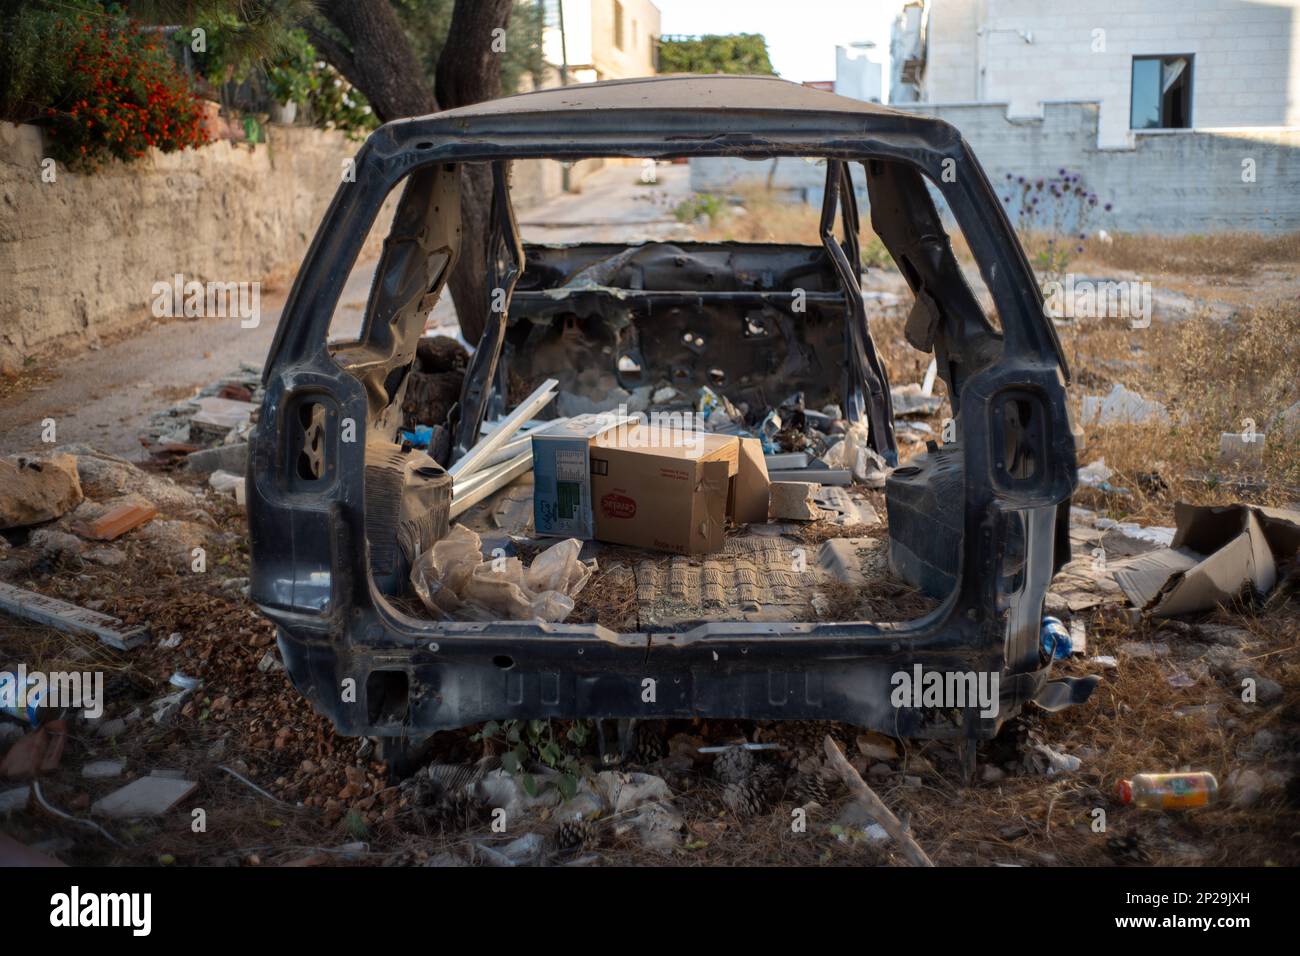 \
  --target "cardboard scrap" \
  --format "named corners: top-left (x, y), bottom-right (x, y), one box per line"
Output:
top-left (1111, 503), bottom-right (1300, 617)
